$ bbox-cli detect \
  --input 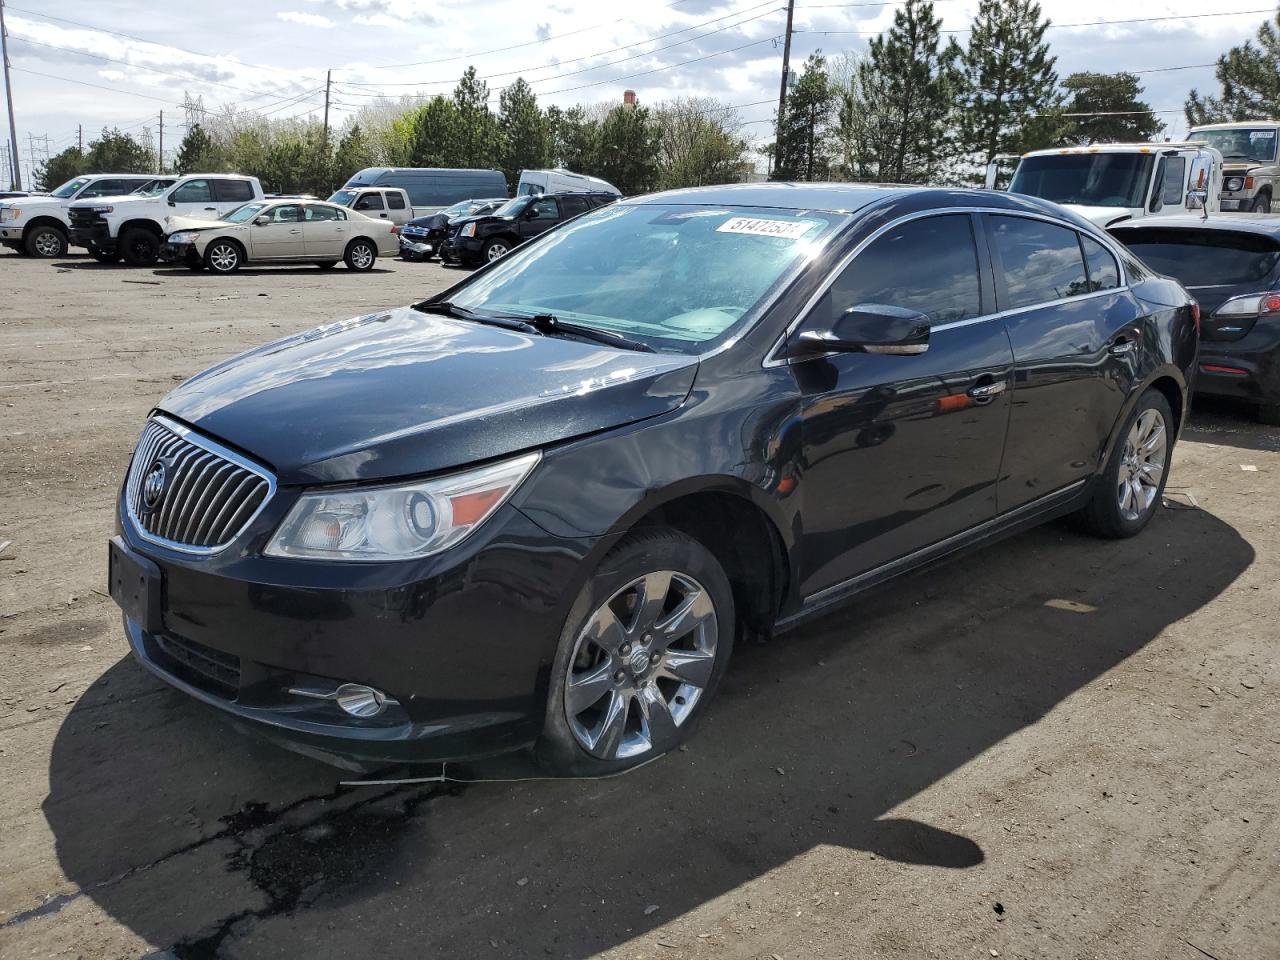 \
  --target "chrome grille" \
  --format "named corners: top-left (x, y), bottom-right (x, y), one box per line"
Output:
top-left (126, 416), bottom-right (274, 552)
